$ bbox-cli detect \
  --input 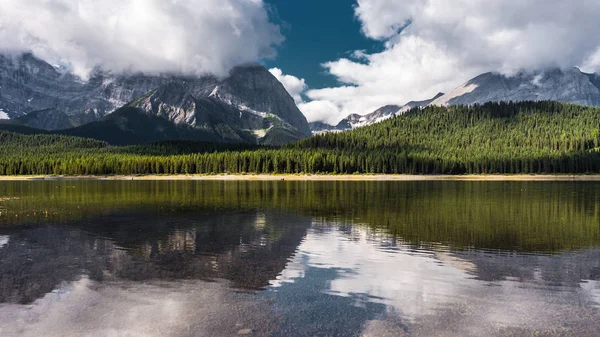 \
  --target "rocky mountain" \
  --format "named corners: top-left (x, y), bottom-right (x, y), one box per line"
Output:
top-left (0, 53), bottom-right (167, 123)
top-left (336, 105), bottom-right (400, 130)
top-left (126, 65), bottom-right (311, 145)
top-left (0, 53), bottom-right (310, 145)
top-left (431, 68), bottom-right (600, 107)
top-left (310, 93), bottom-right (443, 134)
